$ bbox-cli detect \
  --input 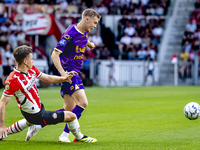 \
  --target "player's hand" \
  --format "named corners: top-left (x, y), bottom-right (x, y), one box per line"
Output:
top-left (64, 71), bottom-right (78, 84)
top-left (87, 41), bottom-right (95, 49)
top-left (0, 126), bottom-right (8, 140)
